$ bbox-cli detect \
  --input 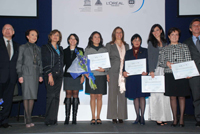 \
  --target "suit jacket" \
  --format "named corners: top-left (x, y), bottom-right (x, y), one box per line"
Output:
top-left (63, 46), bottom-right (84, 77)
top-left (0, 37), bottom-right (19, 84)
top-left (184, 37), bottom-right (200, 71)
top-left (106, 43), bottom-right (129, 75)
